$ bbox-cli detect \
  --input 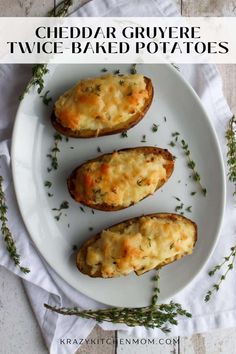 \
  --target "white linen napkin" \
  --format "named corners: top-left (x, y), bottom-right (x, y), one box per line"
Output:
top-left (0, 1), bottom-right (235, 354)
